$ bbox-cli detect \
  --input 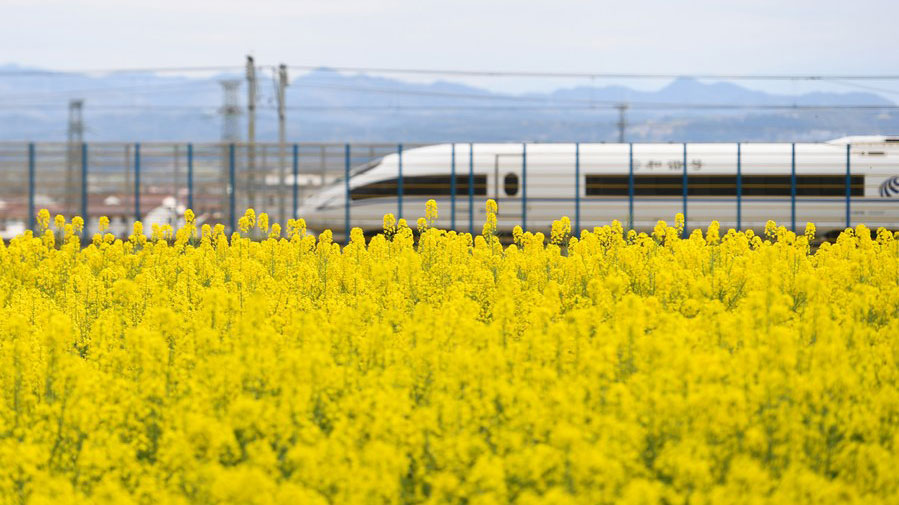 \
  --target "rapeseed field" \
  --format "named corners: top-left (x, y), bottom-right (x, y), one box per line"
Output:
top-left (1, 202), bottom-right (897, 504)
